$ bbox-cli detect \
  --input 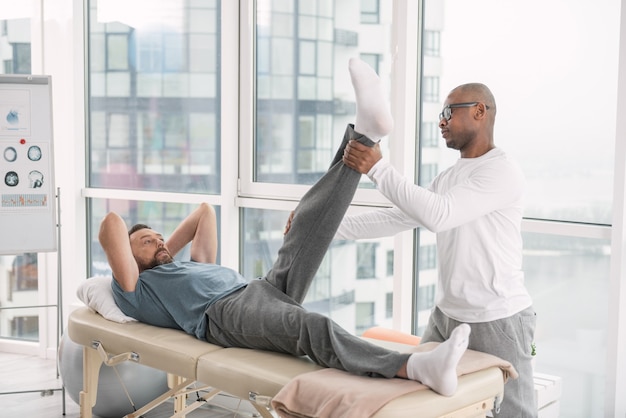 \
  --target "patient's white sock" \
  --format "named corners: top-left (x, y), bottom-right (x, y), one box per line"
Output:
top-left (348, 57), bottom-right (393, 142)
top-left (406, 323), bottom-right (471, 397)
